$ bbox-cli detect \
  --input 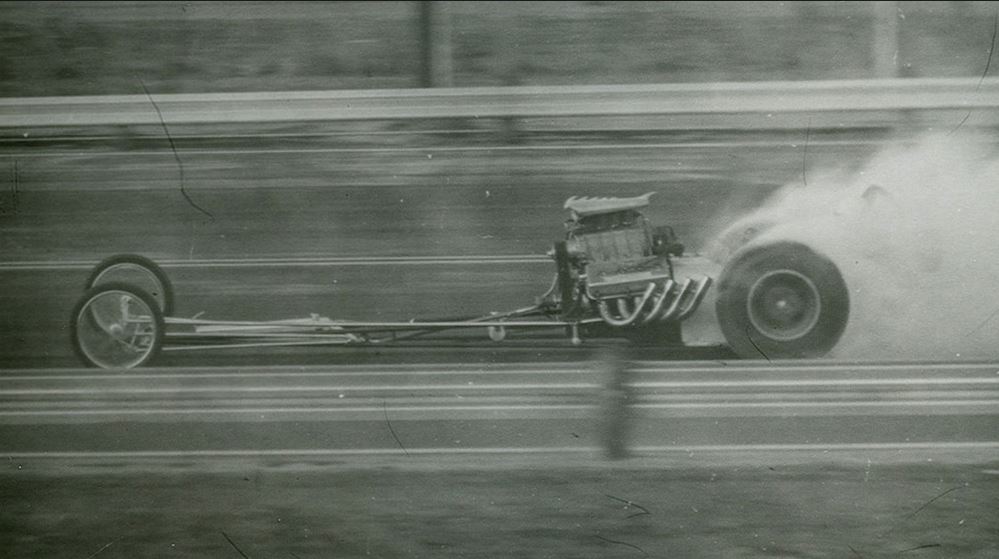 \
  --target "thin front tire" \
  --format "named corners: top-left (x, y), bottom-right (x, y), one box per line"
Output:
top-left (71, 282), bottom-right (165, 369)
top-left (85, 254), bottom-right (174, 316)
